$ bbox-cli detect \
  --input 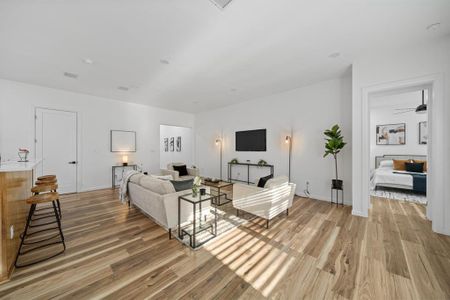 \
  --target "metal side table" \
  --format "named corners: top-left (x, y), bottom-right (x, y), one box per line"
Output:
top-left (178, 192), bottom-right (223, 249)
